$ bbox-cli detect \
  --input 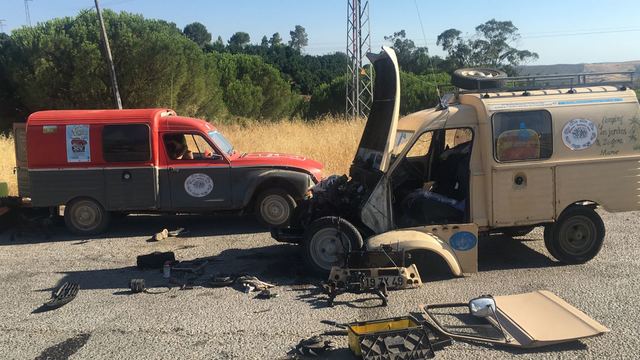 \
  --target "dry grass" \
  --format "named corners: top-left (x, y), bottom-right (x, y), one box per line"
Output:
top-left (0, 134), bottom-right (17, 195)
top-left (219, 117), bottom-right (364, 175)
top-left (0, 117), bottom-right (365, 195)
